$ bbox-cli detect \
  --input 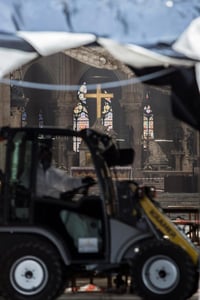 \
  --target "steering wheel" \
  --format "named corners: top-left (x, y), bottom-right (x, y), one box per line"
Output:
top-left (60, 176), bottom-right (96, 200)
